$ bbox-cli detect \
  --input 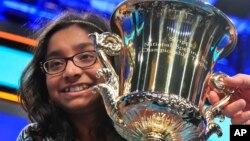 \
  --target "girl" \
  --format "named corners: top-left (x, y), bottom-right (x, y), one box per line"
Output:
top-left (17, 12), bottom-right (125, 141)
